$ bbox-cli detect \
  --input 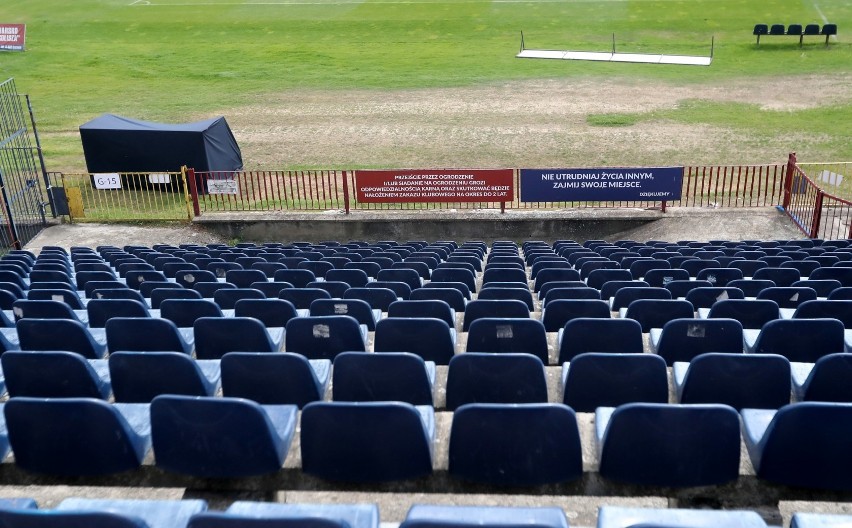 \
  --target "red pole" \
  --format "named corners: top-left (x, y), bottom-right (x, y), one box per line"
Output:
top-left (341, 170), bottom-right (351, 214)
top-left (187, 168), bottom-right (201, 217)
top-left (782, 152), bottom-right (797, 209)
top-left (661, 200), bottom-right (667, 213)
top-left (810, 191), bottom-right (824, 239)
